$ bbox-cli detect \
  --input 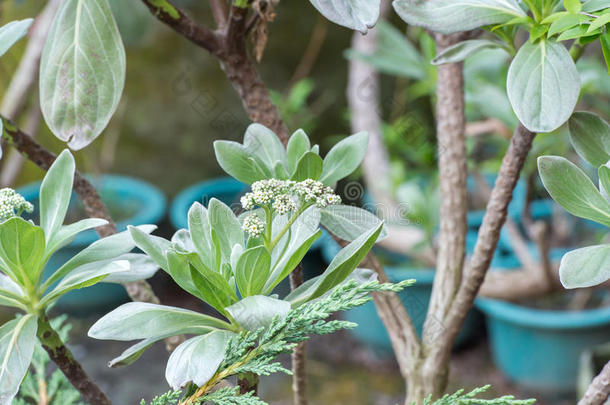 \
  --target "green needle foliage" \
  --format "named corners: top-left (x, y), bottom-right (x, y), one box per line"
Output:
top-left (141, 279), bottom-right (413, 405)
top-left (421, 385), bottom-right (535, 405)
